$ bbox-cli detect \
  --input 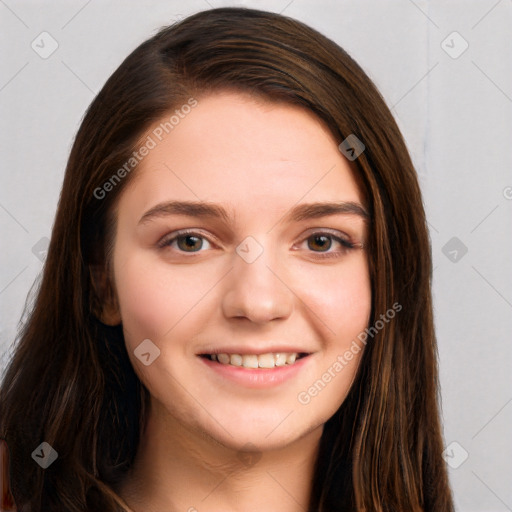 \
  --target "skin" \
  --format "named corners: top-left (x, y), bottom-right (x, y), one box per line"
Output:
top-left (105, 91), bottom-right (372, 512)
